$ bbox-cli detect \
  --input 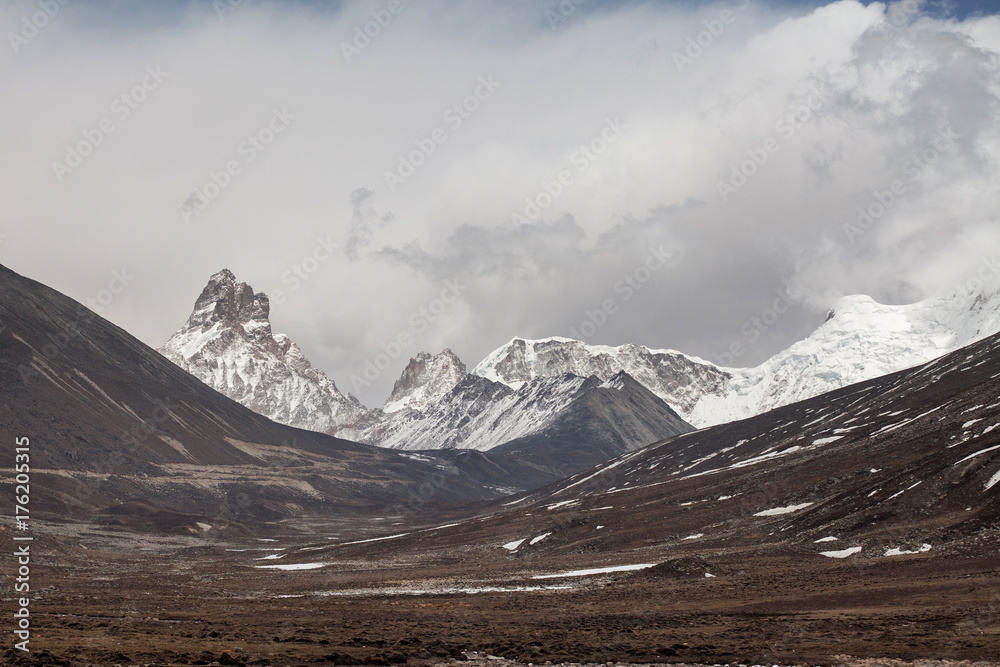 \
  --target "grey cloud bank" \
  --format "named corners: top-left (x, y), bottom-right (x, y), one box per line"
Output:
top-left (1, 0), bottom-right (999, 406)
